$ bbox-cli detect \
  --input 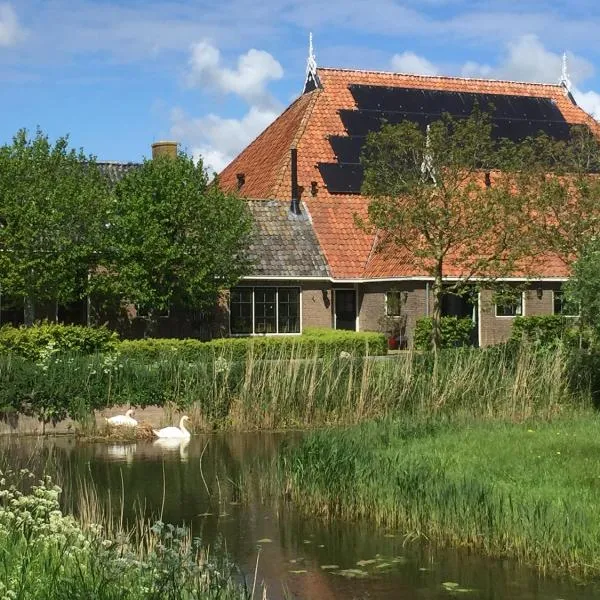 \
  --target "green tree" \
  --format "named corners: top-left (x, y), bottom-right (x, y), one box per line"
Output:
top-left (563, 238), bottom-right (600, 339)
top-left (360, 111), bottom-right (529, 351)
top-left (105, 152), bottom-right (253, 336)
top-left (517, 126), bottom-right (600, 265)
top-left (0, 129), bottom-right (111, 325)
